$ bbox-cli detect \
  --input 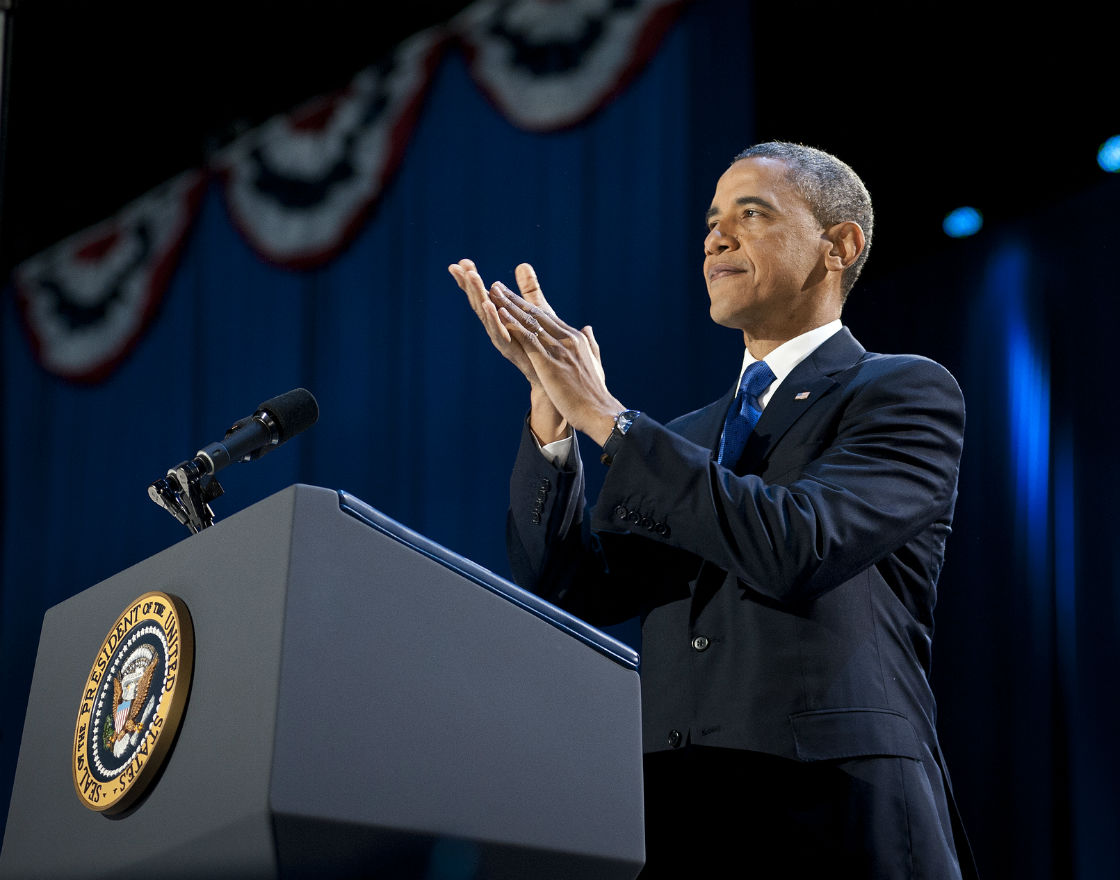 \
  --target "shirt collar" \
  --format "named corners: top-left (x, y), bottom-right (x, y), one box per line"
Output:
top-left (736, 319), bottom-right (843, 407)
